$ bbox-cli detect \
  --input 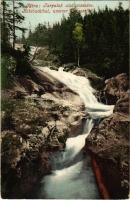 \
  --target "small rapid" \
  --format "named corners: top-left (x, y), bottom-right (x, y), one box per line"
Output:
top-left (41, 67), bottom-right (114, 119)
top-left (38, 67), bottom-right (114, 199)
